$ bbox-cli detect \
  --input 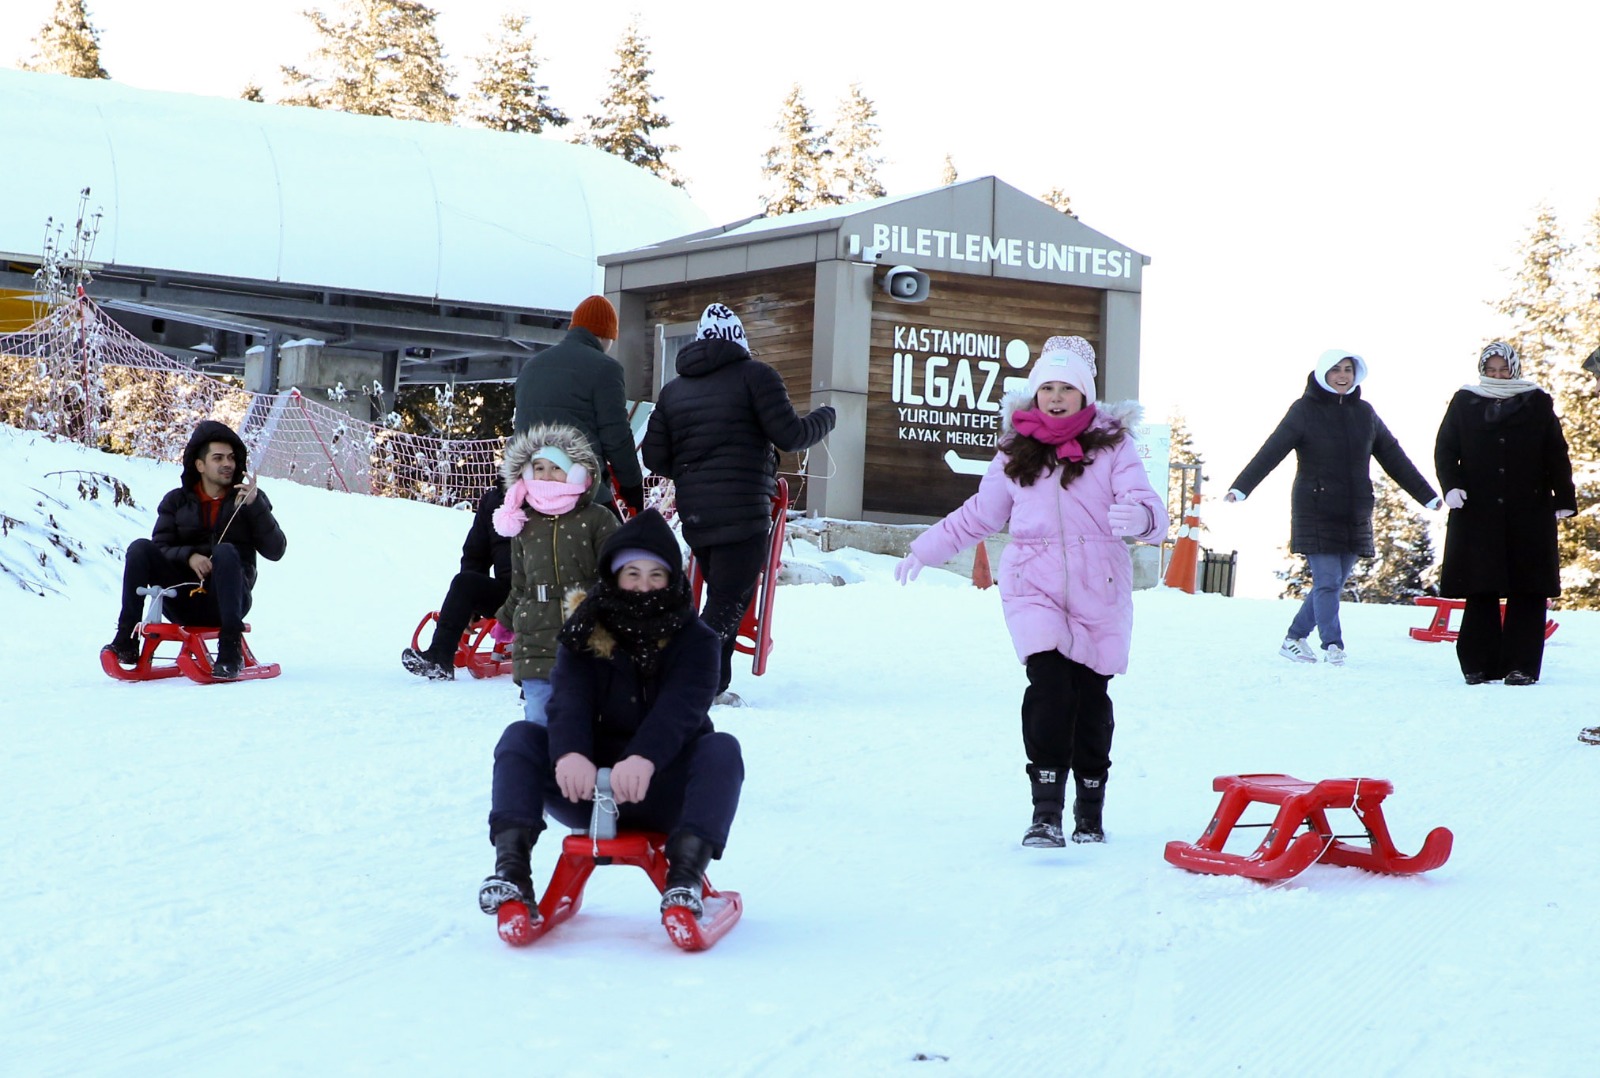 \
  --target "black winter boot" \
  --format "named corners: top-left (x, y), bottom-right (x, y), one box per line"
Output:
top-left (660, 830), bottom-right (714, 918)
top-left (1023, 764), bottom-right (1067, 848)
top-left (213, 632), bottom-right (244, 681)
top-left (400, 646), bottom-right (454, 680)
top-left (1072, 772), bottom-right (1107, 844)
top-left (103, 622), bottom-right (140, 666)
top-left (478, 826), bottom-right (538, 915)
